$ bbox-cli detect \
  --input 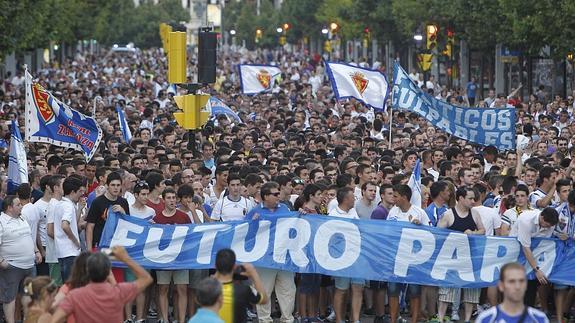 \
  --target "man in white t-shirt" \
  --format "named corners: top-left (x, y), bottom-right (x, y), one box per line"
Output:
top-left (54, 176), bottom-right (86, 281)
top-left (46, 175), bottom-right (65, 285)
top-left (212, 174), bottom-right (253, 222)
top-left (33, 176), bottom-right (52, 276)
top-left (471, 184), bottom-right (501, 236)
top-left (386, 184), bottom-right (428, 323)
top-left (327, 187), bottom-right (362, 323)
top-left (129, 182), bottom-right (156, 221)
top-left (0, 195), bottom-right (42, 323)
